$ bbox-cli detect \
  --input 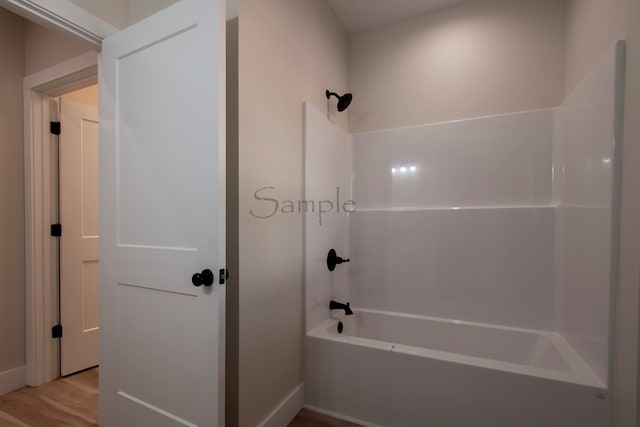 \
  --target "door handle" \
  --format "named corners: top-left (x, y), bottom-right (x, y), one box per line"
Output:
top-left (192, 269), bottom-right (215, 287)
